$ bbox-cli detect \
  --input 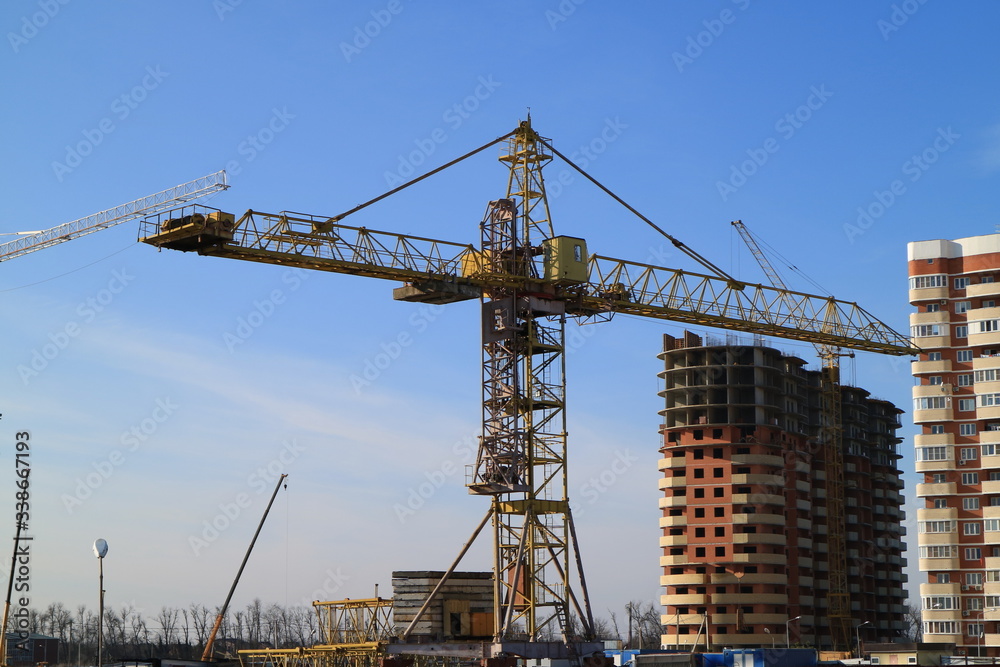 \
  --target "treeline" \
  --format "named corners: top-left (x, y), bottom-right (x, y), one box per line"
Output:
top-left (24, 599), bottom-right (318, 664)
top-left (24, 599), bottom-right (663, 666)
